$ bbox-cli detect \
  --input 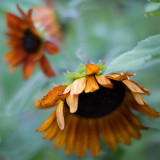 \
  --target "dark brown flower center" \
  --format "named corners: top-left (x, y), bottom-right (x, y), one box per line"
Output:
top-left (22, 29), bottom-right (42, 53)
top-left (66, 80), bottom-right (126, 118)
